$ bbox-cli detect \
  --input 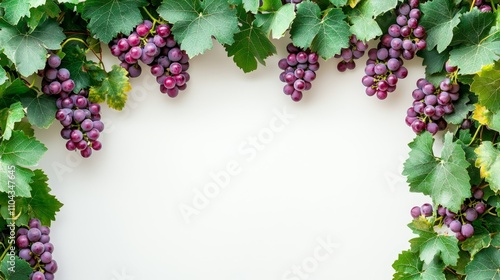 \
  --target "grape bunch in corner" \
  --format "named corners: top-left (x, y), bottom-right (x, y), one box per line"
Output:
top-left (40, 54), bottom-right (104, 158)
top-left (109, 20), bottom-right (190, 98)
top-left (16, 218), bottom-right (58, 280)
